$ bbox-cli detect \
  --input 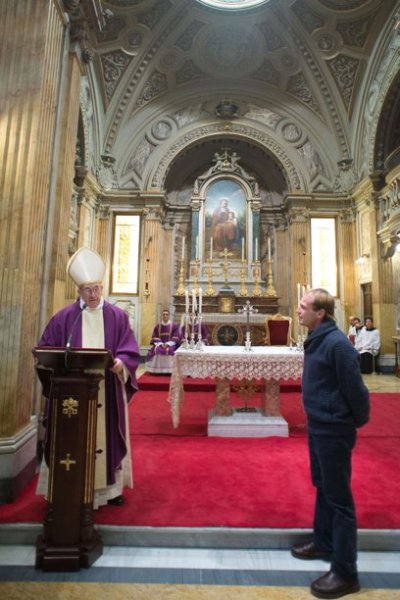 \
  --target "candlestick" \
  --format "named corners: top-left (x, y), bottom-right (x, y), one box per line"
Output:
top-left (182, 236), bottom-right (185, 260)
top-left (192, 289), bottom-right (197, 313)
top-left (185, 289), bottom-right (189, 313)
top-left (268, 237), bottom-right (271, 261)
